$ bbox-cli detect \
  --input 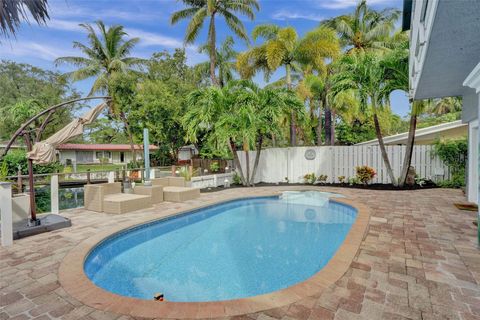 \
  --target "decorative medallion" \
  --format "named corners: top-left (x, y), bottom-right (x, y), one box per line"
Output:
top-left (304, 149), bottom-right (316, 160)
